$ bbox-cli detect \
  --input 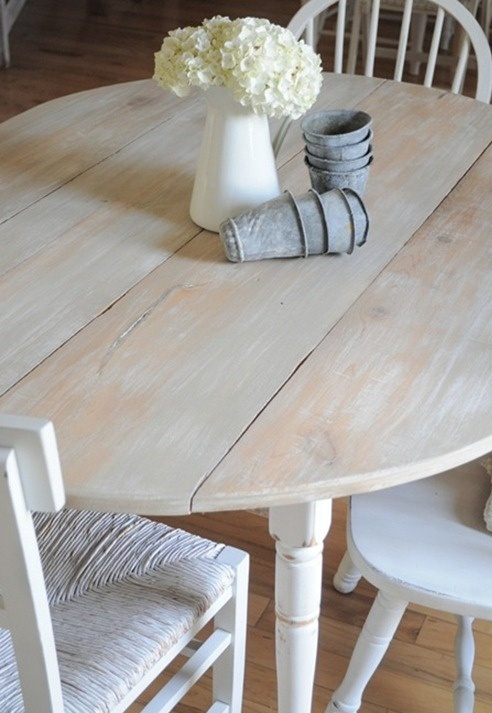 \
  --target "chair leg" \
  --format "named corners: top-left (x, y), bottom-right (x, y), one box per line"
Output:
top-left (483, 0), bottom-right (492, 39)
top-left (453, 615), bottom-right (475, 713)
top-left (409, 13), bottom-right (427, 75)
top-left (212, 547), bottom-right (249, 713)
top-left (333, 551), bottom-right (362, 594)
top-left (441, 15), bottom-right (455, 51)
top-left (346, 0), bottom-right (363, 74)
top-left (325, 591), bottom-right (408, 713)
top-left (0, 0), bottom-right (10, 68)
